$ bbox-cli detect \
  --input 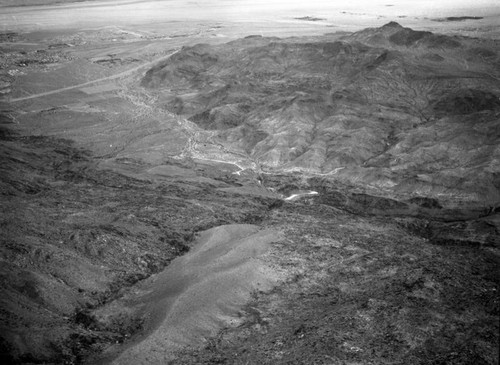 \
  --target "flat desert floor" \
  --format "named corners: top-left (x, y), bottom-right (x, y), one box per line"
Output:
top-left (1, 0), bottom-right (500, 37)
